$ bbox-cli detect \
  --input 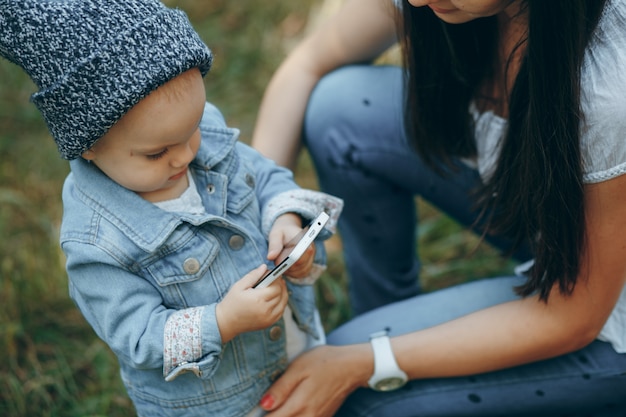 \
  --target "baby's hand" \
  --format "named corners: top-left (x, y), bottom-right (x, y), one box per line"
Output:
top-left (267, 213), bottom-right (316, 279)
top-left (216, 265), bottom-right (288, 343)
top-left (283, 243), bottom-right (315, 278)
